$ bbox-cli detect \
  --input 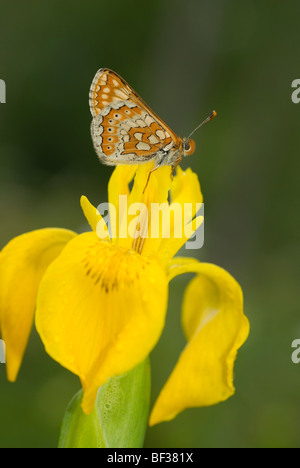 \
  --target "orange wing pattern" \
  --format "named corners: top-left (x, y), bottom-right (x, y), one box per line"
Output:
top-left (89, 69), bottom-right (182, 165)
